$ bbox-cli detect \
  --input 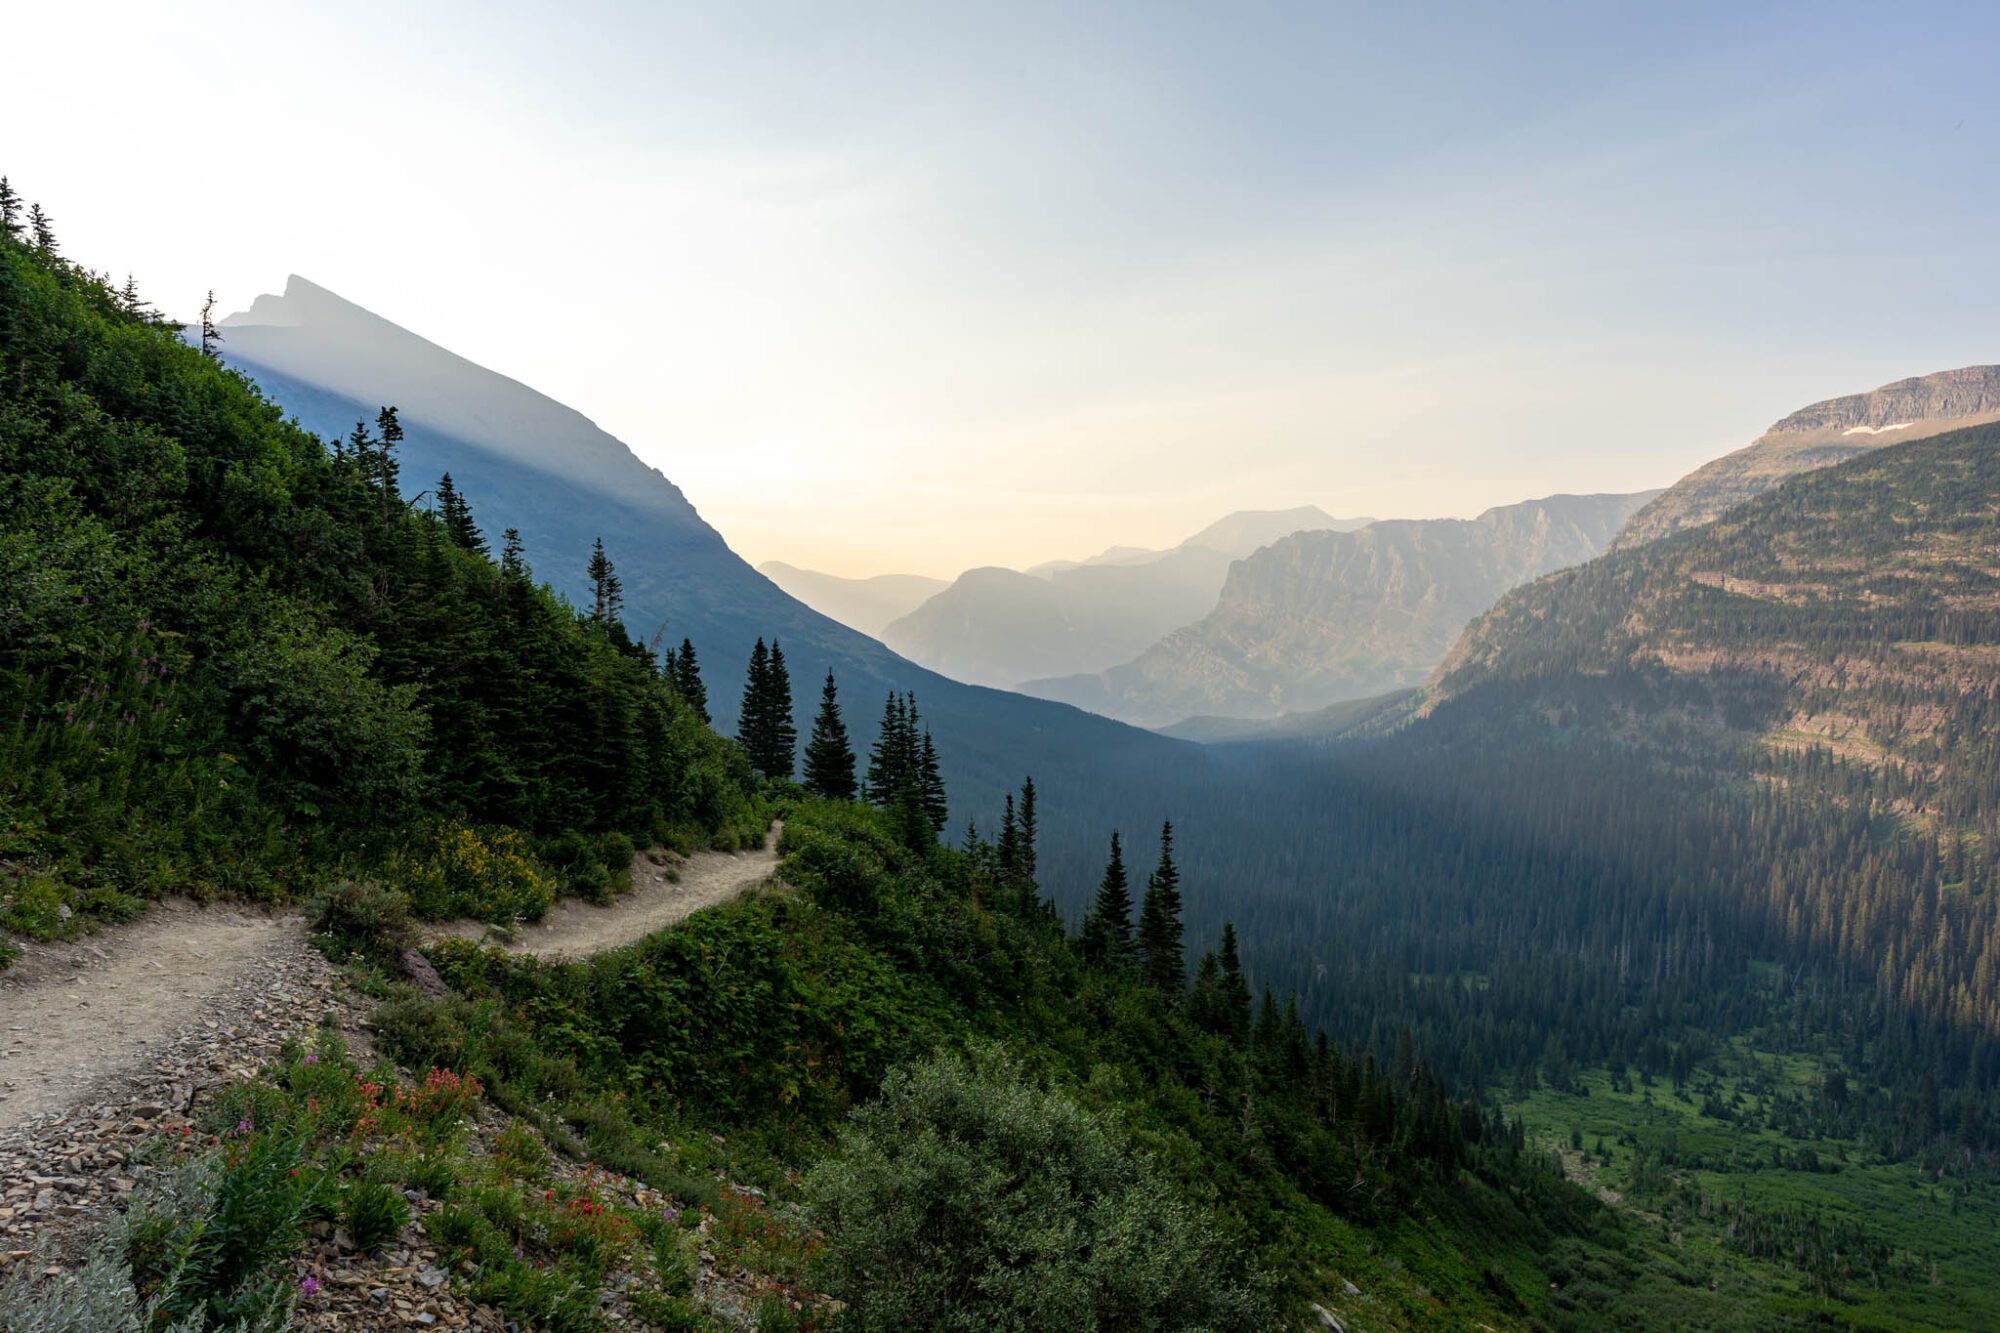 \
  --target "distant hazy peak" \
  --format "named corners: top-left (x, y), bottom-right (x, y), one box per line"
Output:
top-left (1177, 506), bottom-right (1372, 559)
top-left (1765, 364), bottom-right (2000, 437)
